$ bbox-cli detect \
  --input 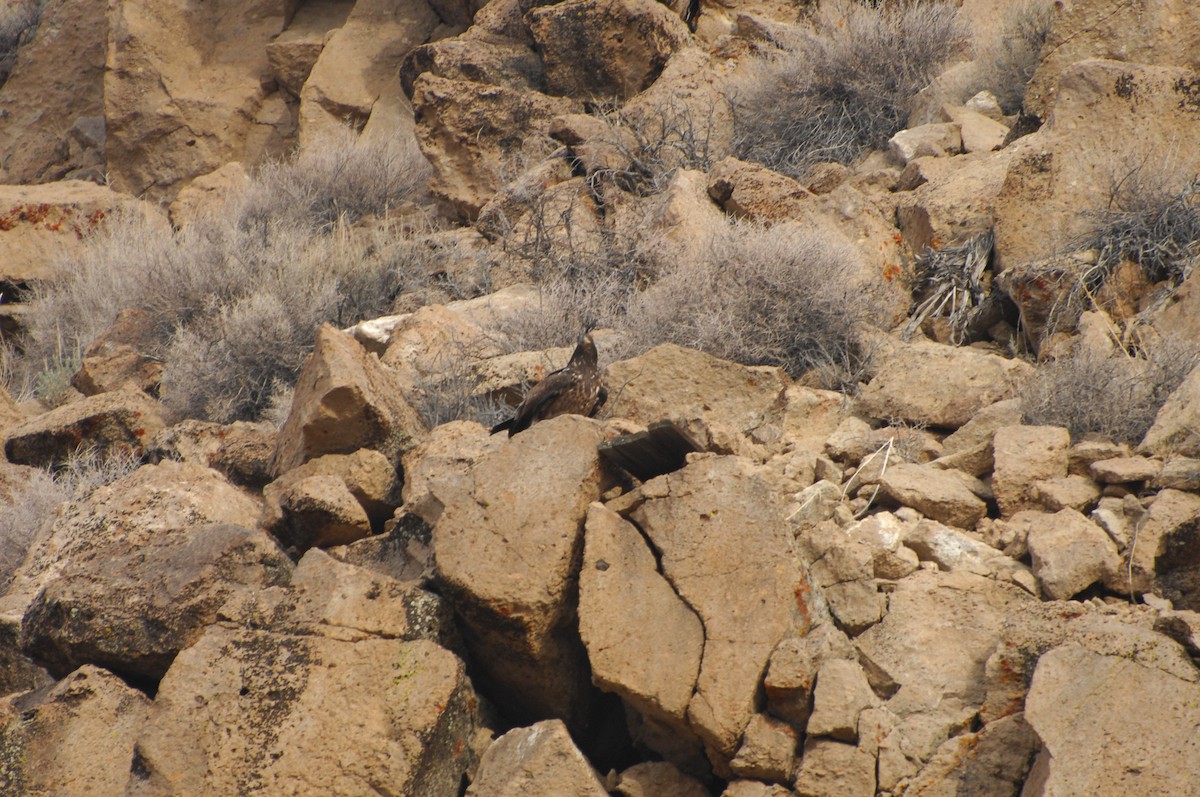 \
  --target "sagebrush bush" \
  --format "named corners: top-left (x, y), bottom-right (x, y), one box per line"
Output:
top-left (1021, 337), bottom-right (1200, 443)
top-left (733, 0), bottom-right (967, 177)
top-left (19, 126), bottom-right (437, 422)
top-left (236, 125), bottom-right (433, 232)
top-left (974, 0), bottom-right (1054, 114)
top-left (0, 447), bottom-right (140, 593)
top-left (624, 220), bottom-right (878, 388)
top-left (589, 99), bottom-right (716, 196)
